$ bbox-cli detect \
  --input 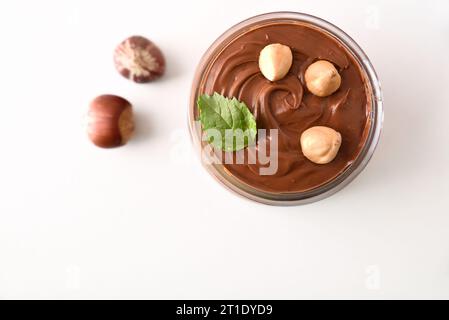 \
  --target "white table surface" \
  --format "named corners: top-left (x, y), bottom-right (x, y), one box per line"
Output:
top-left (0, 0), bottom-right (448, 299)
